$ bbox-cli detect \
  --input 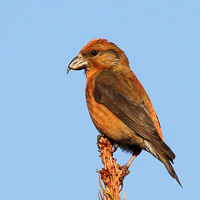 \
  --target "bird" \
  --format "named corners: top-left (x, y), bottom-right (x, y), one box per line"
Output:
top-left (67, 38), bottom-right (181, 187)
